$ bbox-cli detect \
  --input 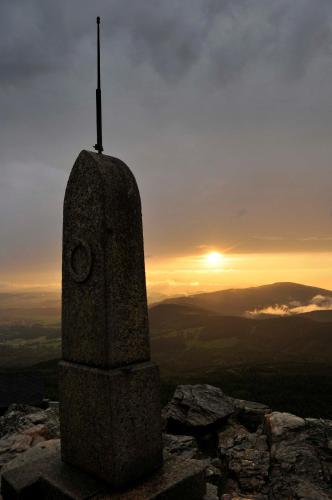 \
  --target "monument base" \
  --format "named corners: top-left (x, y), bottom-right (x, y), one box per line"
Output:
top-left (1, 447), bottom-right (206, 500)
top-left (60, 360), bottom-right (163, 488)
